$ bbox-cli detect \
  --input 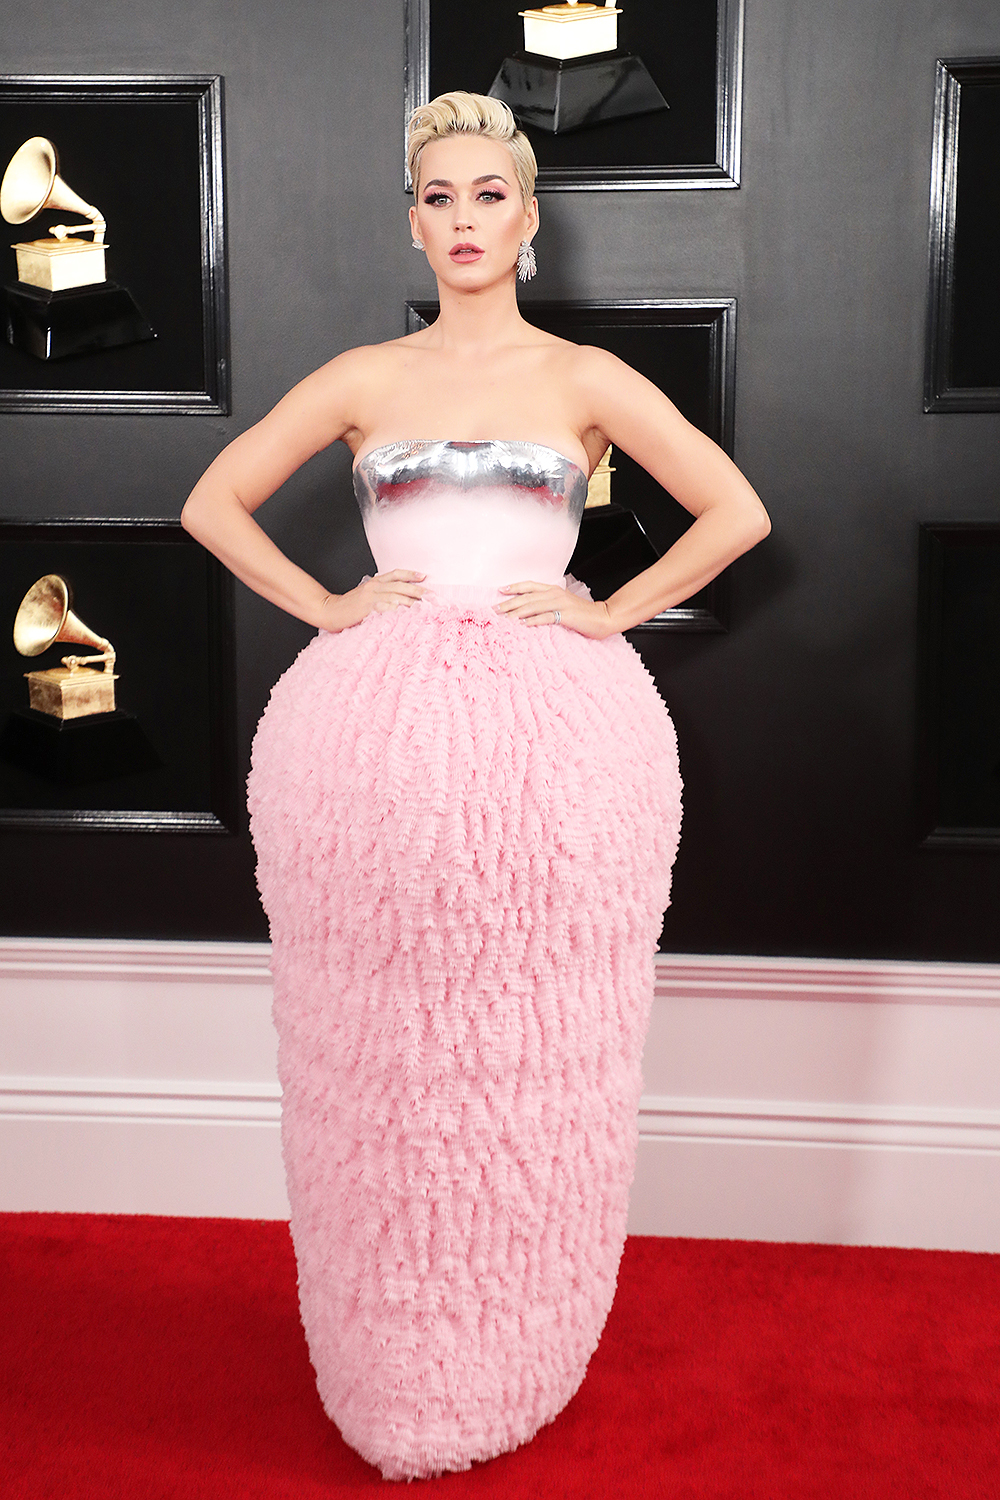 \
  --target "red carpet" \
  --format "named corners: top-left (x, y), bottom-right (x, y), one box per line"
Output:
top-left (2, 1214), bottom-right (997, 1498)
